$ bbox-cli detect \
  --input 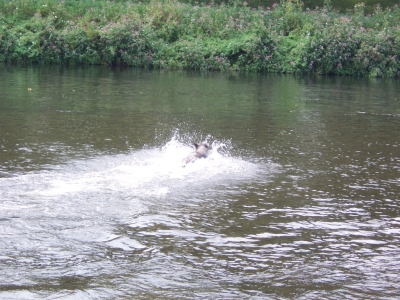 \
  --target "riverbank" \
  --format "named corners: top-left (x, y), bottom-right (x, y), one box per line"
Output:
top-left (1, 0), bottom-right (399, 77)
